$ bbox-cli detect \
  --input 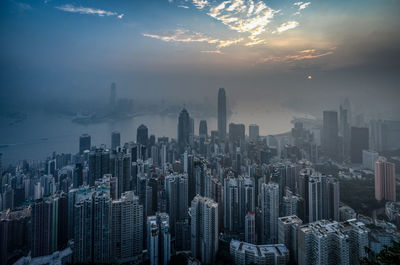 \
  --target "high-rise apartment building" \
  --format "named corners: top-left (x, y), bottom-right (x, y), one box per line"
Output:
top-left (190, 195), bottom-right (219, 264)
top-left (375, 157), bottom-right (396, 201)
top-left (230, 240), bottom-right (289, 265)
top-left (260, 183), bottom-right (279, 244)
top-left (111, 191), bottom-right (143, 263)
